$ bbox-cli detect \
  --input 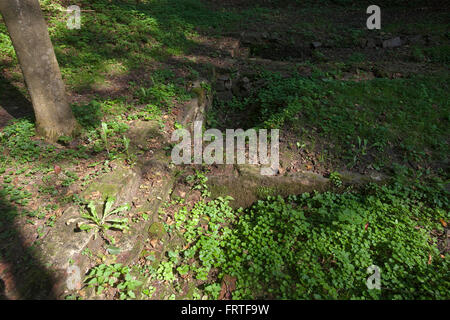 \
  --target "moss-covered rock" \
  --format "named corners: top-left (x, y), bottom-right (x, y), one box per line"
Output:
top-left (125, 120), bottom-right (161, 152)
top-left (148, 222), bottom-right (167, 240)
top-left (208, 170), bottom-right (330, 208)
top-left (36, 164), bottom-right (141, 298)
top-left (208, 166), bottom-right (388, 209)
